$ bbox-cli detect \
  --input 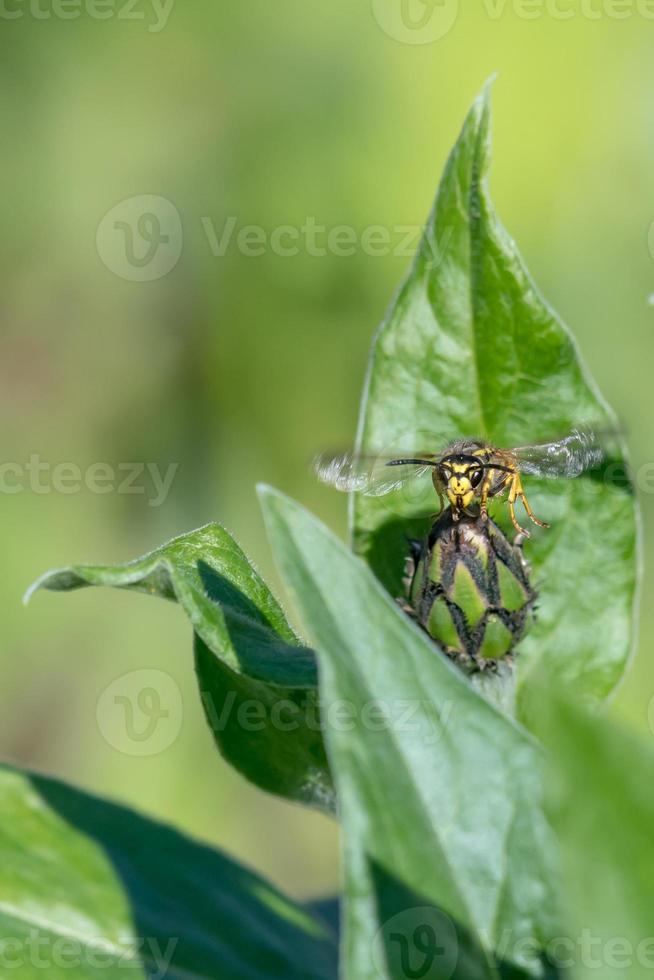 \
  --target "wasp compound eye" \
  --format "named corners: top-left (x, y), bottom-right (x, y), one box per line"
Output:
top-left (400, 511), bottom-right (536, 672)
top-left (469, 468), bottom-right (483, 489)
